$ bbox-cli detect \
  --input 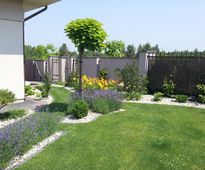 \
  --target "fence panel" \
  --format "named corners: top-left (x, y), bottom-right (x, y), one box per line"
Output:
top-left (148, 56), bottom-right (205, 95)
top-left (100, 58), bottom-right (138, 79)
top-left (25, 60), bottom-right (46, 81)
